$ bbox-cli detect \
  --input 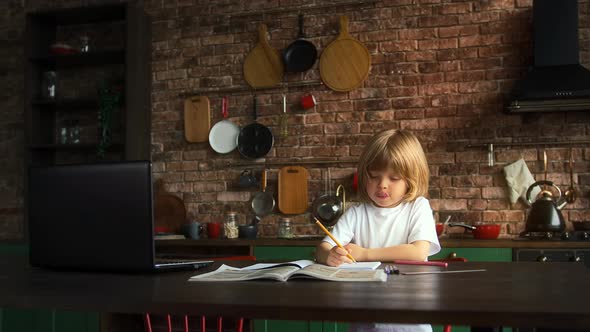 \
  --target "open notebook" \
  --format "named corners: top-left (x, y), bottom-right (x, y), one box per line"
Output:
top-left (27, 161), bottom-right (212, 273)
